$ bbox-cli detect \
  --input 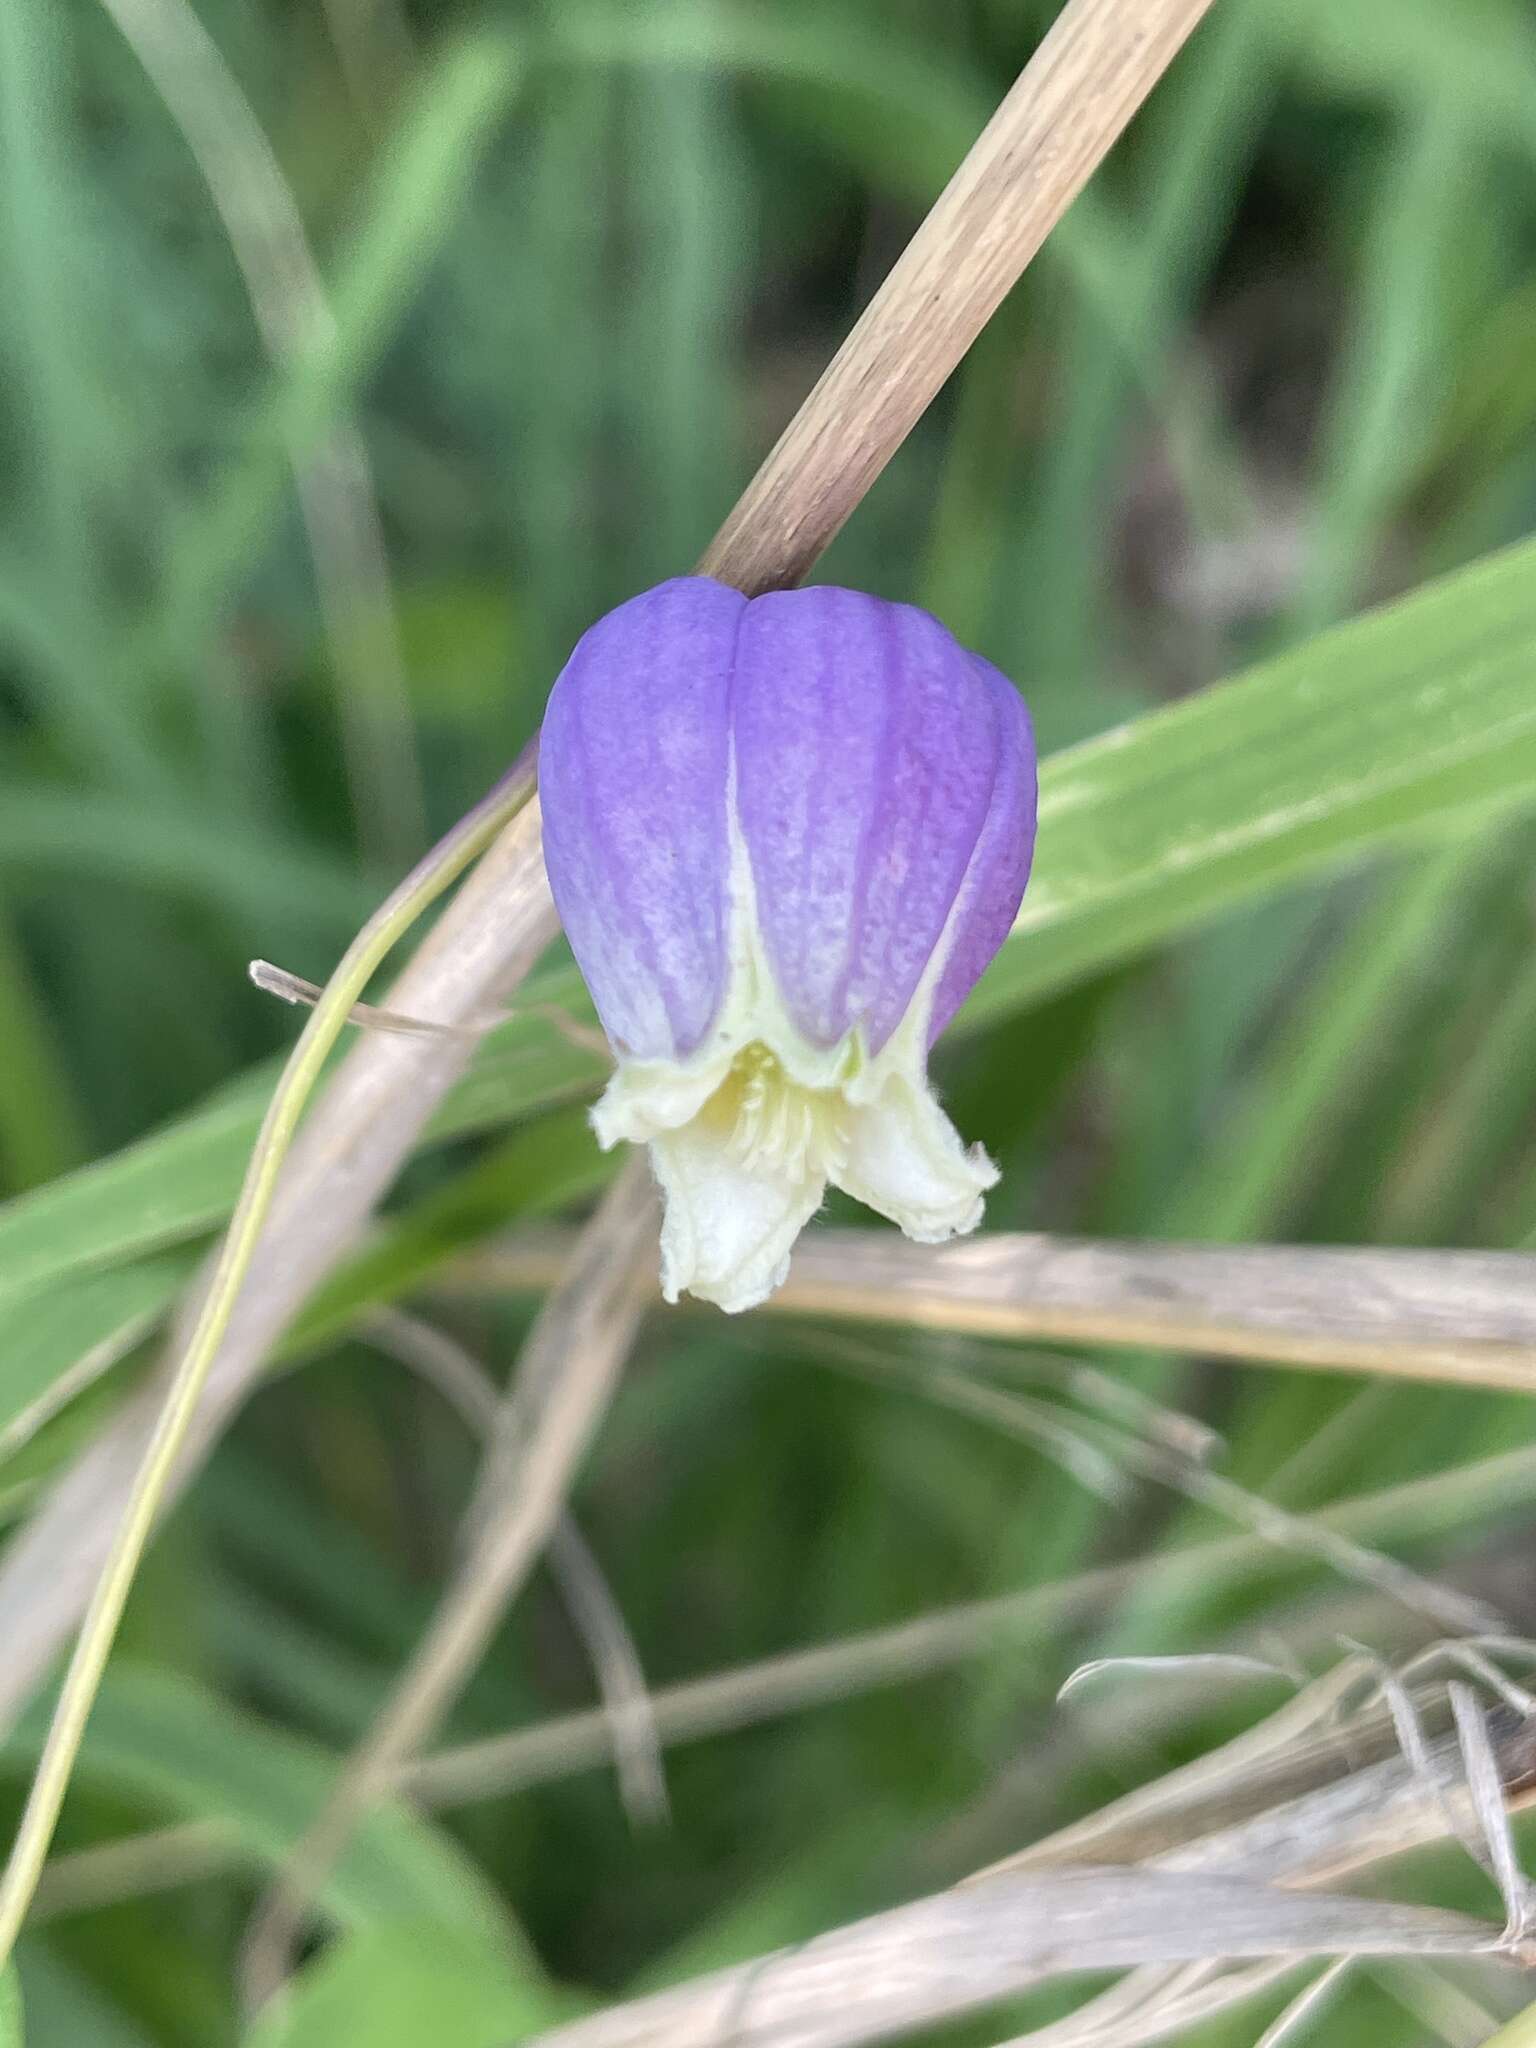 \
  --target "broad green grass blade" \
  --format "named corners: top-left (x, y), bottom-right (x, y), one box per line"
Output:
top-left (12, 1952), bottom-right (147, 2048)
top-left (0, 904), bottom-right (85, 1191)
top-left (0, 981), bottom-right (602, 1313)
top-left (240, 1924), bottom-right (574, 2048)
top-left (0, 1256), bottom-right (189, 1454)
top-left (1279, 0), bottom-right (1536, 166)
top-left (1479, 1997), bottom-right (1536, 2048)
top-left (5, 1667), bottom-right (518, 1948)
top-left (966, 533), bottom-right (1536, 1027)
top-left (0, 1071), bottom-right (281, 1313)
top-left (0, 790), bottom-right (371, 931)
top-left (0, 1109), bottom-right (611, 1466)
top-left (0, 1963), bottom-right (19, 2048)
